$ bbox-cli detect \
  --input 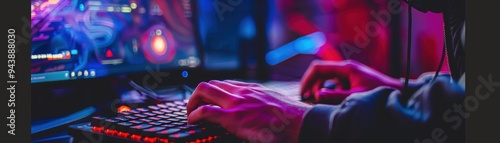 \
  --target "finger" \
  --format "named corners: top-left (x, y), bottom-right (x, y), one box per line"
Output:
top-left (187, 82), bottom-right (238, 115)
top-left (304, 79), bottom-right (324, 99)
top-left (223, 80), bottom-right (262, 88)
top-left (312, 79), bottom-right (326, 98)
top-left (209, 80), bottom-right (242, 93)
top-left (187, 105), bottom-right (226, 125)
top-left (315, 87), bottom-right (367, 104)
top-left (300, 60), bottom-right (354, 96)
